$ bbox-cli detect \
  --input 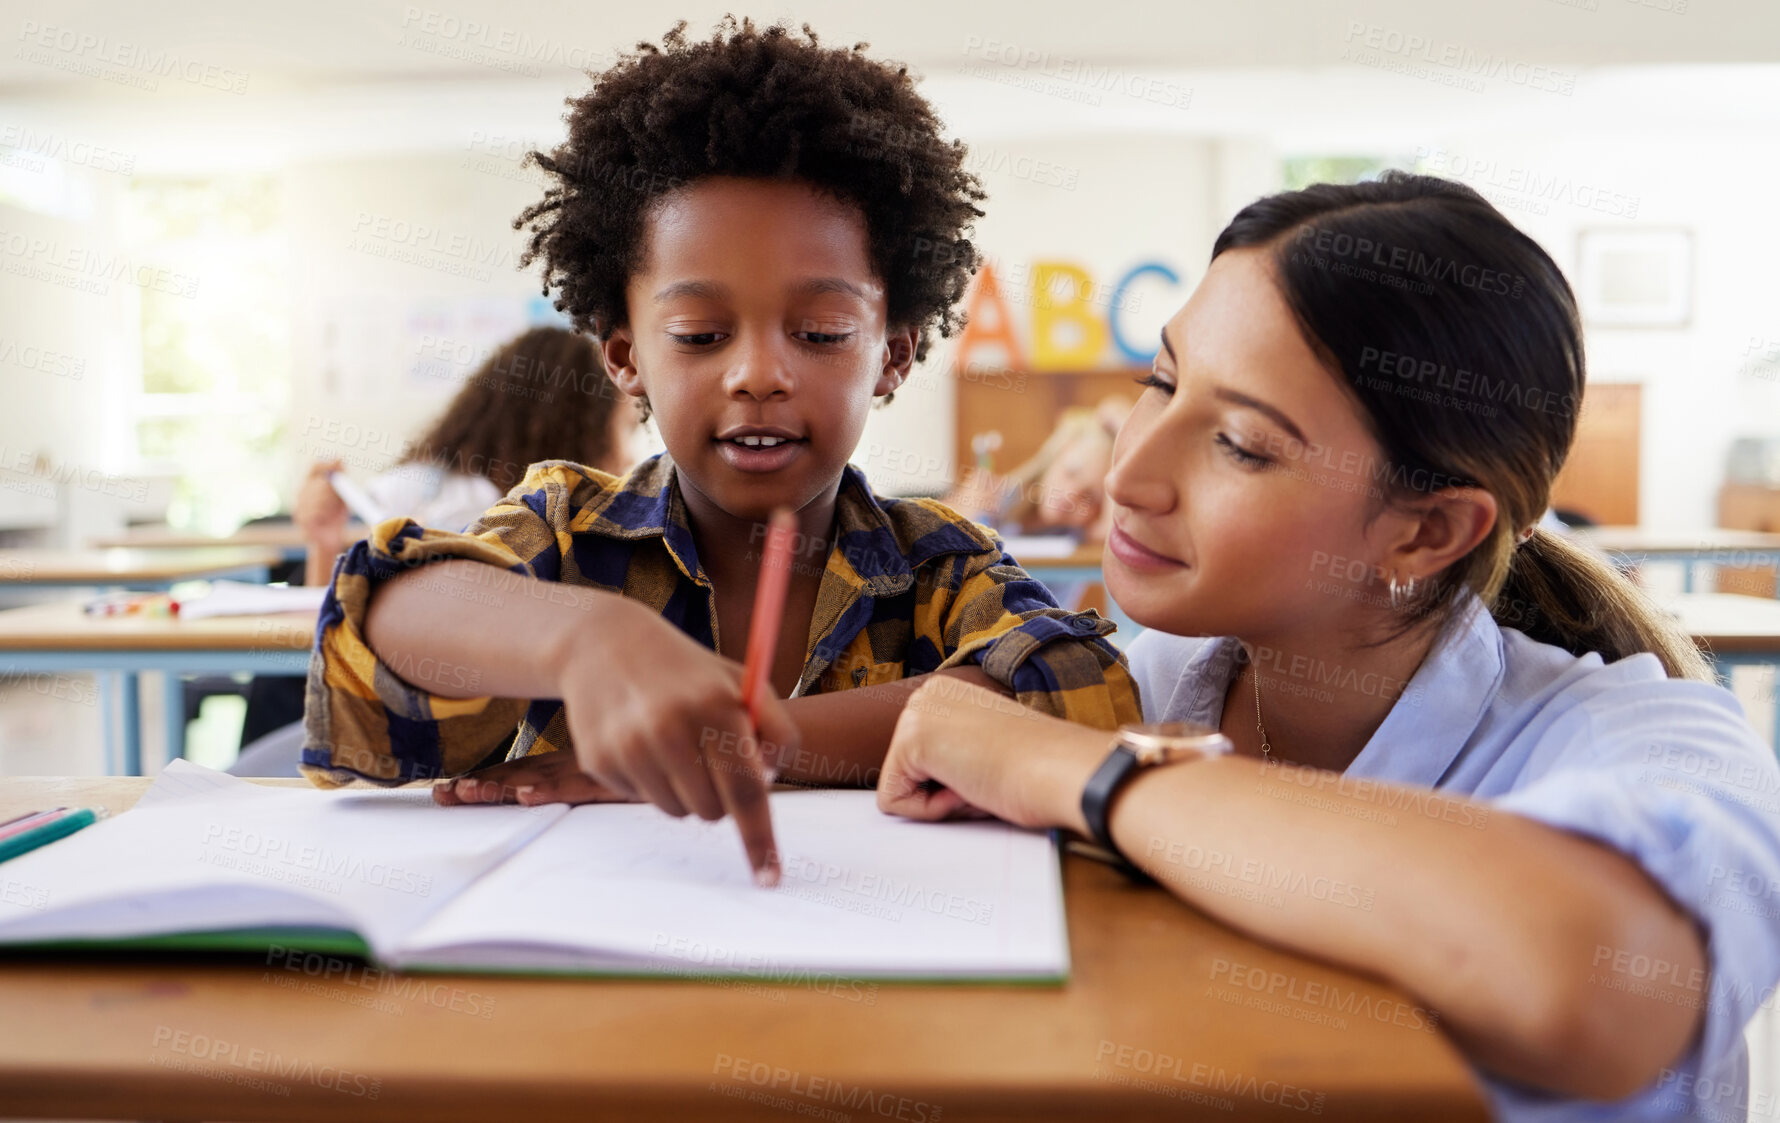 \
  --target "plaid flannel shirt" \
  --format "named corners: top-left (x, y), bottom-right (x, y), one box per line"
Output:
top-left (301, 452), bottom-right (1141, 786)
